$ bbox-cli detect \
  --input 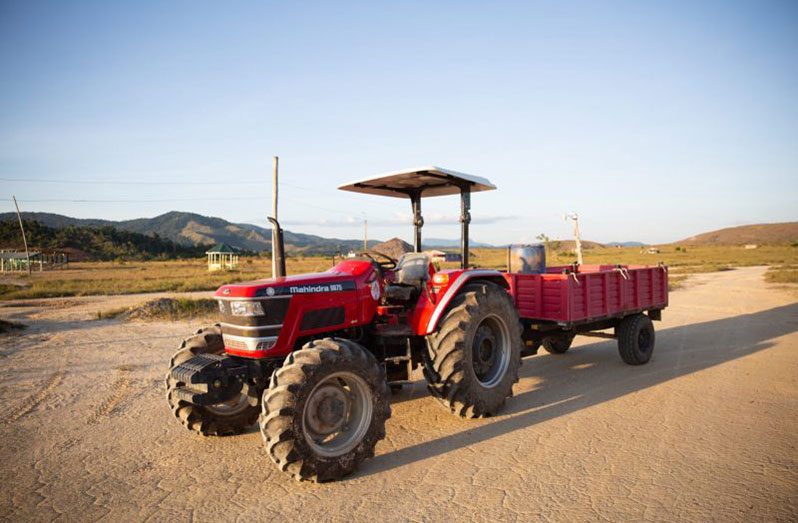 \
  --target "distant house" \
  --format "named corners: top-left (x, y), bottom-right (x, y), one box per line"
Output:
top-left (646, 247), bottom-right (660, 254)
top-left (206, 243), bottom-right (239, 271)
top-left (0, 251), bottom-right (68, 272)
top-left (744, 244), bottom-right (758, 250)
top-left (0, 251), bottom-right (41, 272)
